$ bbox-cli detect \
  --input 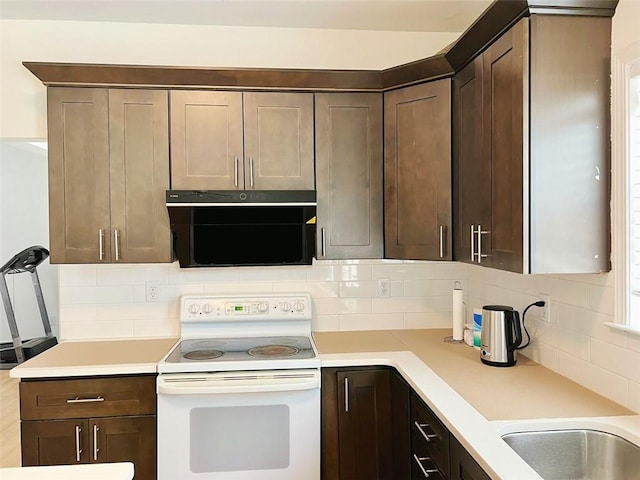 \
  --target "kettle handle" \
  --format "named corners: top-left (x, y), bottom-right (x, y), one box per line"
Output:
top-left (508, 310), bottom-right (522, 351)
